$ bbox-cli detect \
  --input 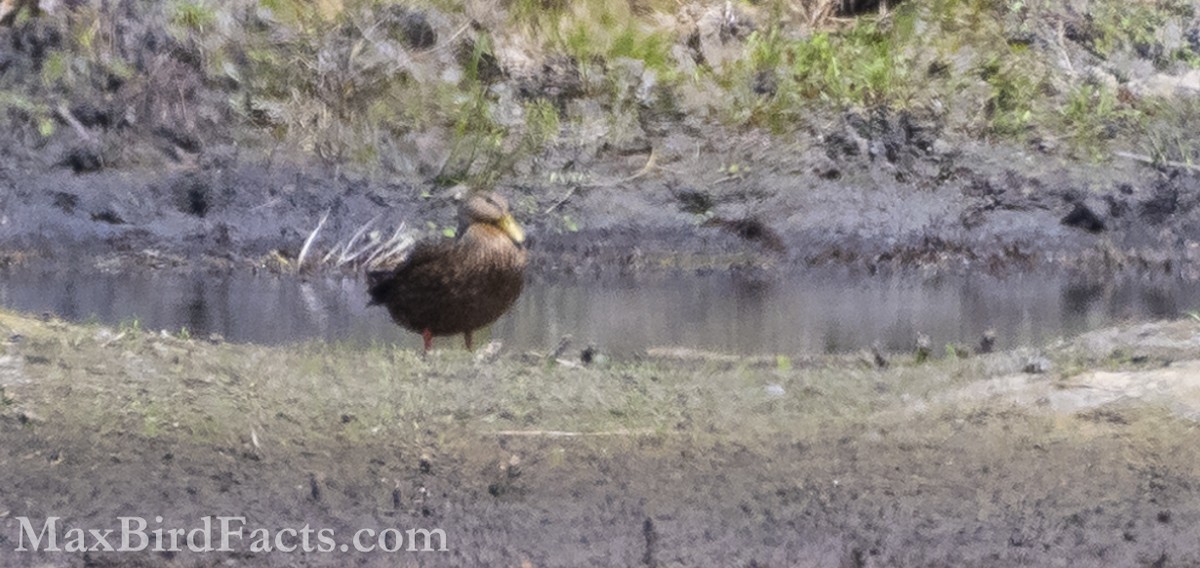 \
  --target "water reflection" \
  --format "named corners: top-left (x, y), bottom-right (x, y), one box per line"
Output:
top-left (0, 267), bottom-right (1197, 356)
